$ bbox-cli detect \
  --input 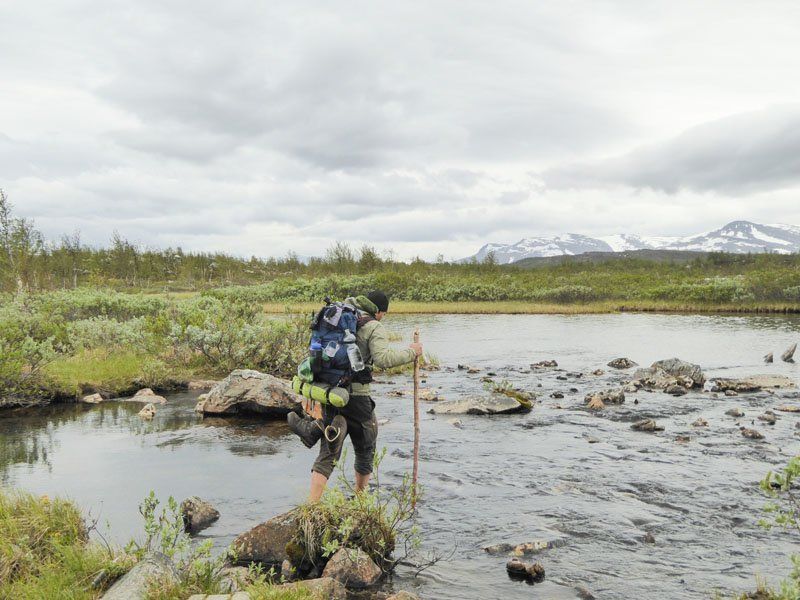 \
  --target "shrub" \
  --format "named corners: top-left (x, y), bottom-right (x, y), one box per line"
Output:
top-left (287, 450), bottom-right (419, 576)
top-left (167, 297), bottom-right (306, 376)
